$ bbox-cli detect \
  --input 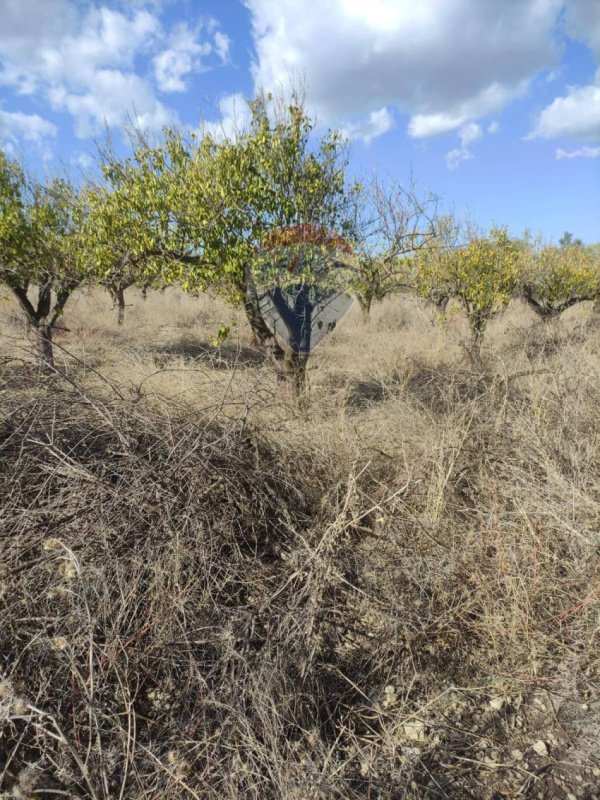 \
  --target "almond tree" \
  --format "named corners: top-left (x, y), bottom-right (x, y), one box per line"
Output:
top-left (0, 151), bottom-right (82, 367)
top-left (347, 175), bottom-right (439, 321)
